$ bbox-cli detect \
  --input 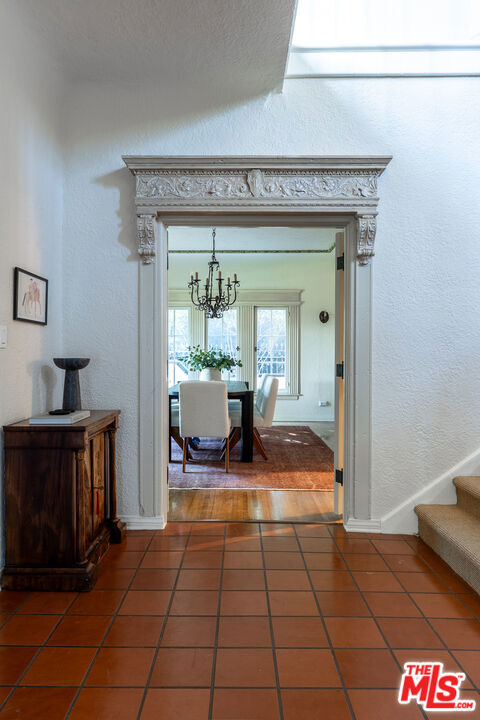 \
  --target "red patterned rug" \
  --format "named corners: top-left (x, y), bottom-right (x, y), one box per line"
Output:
top-left (169, 425), bottom-right (334, 490)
